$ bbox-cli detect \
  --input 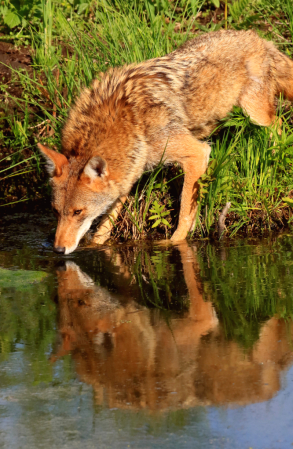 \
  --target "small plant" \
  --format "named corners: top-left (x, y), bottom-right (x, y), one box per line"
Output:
top-left (198, 158), bottom-right (217, 200)
top-left (0, 0), bottom-right (40, 29)
top-left (149, 200), bottom-right (171, 229)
